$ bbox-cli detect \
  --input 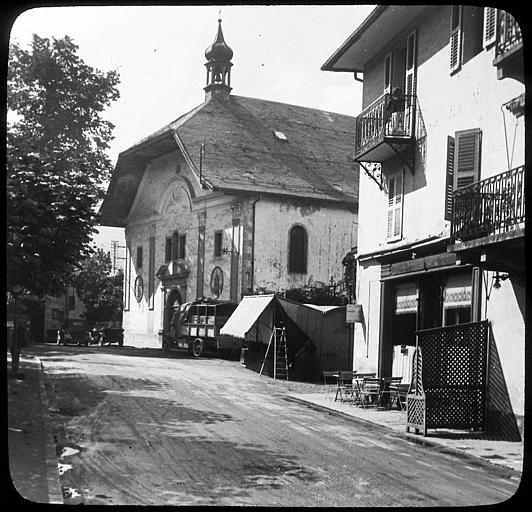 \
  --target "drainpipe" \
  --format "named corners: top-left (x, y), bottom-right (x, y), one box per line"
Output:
top-left (250, 195), bottom-right (262, 294)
